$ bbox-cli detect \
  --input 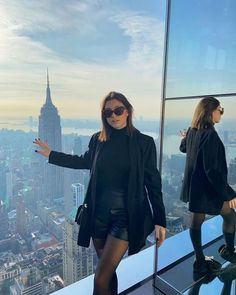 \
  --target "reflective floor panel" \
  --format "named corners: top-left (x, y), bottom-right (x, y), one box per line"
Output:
top-left (126, 236), bottom-right (236, 295)
top-left (183, 262), bottom-right (236, 295)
